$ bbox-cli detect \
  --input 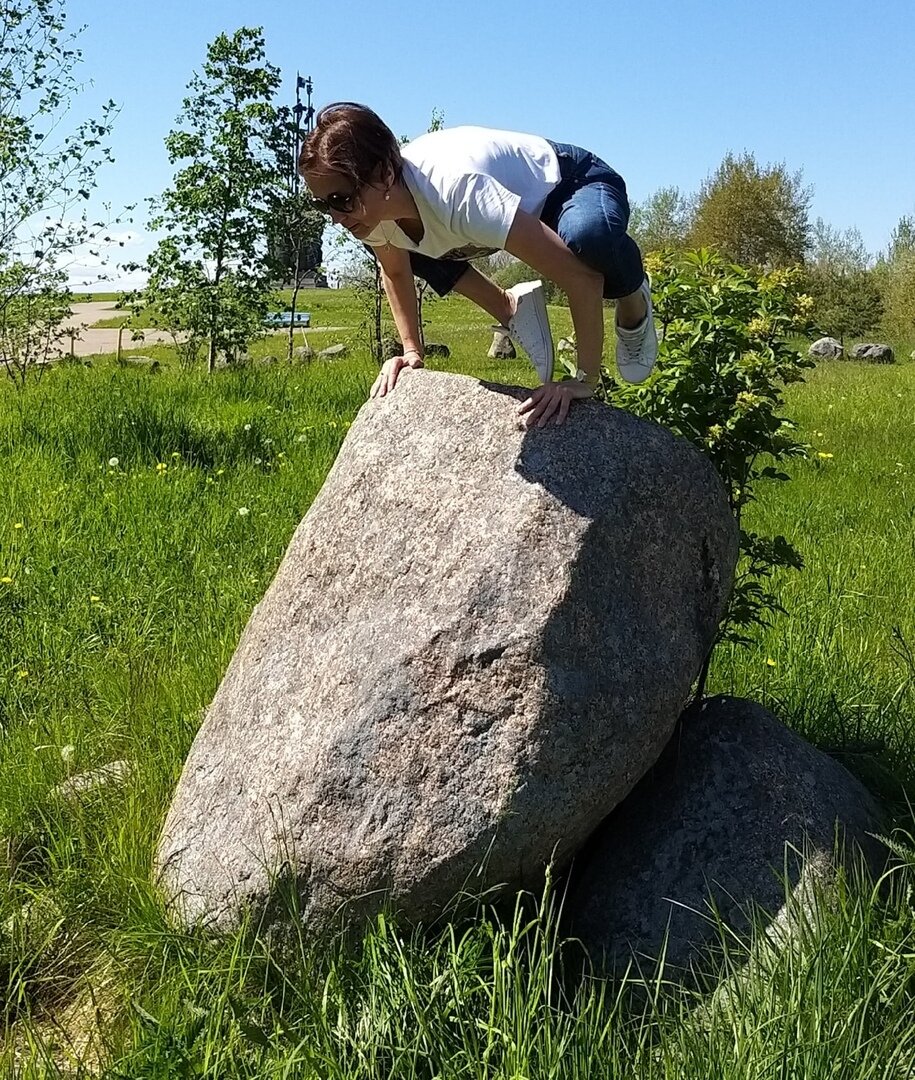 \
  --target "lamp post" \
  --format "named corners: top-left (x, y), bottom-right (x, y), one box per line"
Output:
top-left (293, 74), bottom-right (314, 192)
